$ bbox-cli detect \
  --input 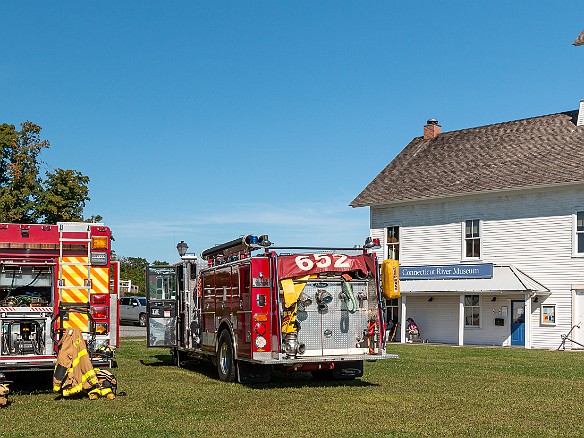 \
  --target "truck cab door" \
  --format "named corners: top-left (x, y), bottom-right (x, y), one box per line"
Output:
top-left (146, 266), bottom-right (178, 348)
